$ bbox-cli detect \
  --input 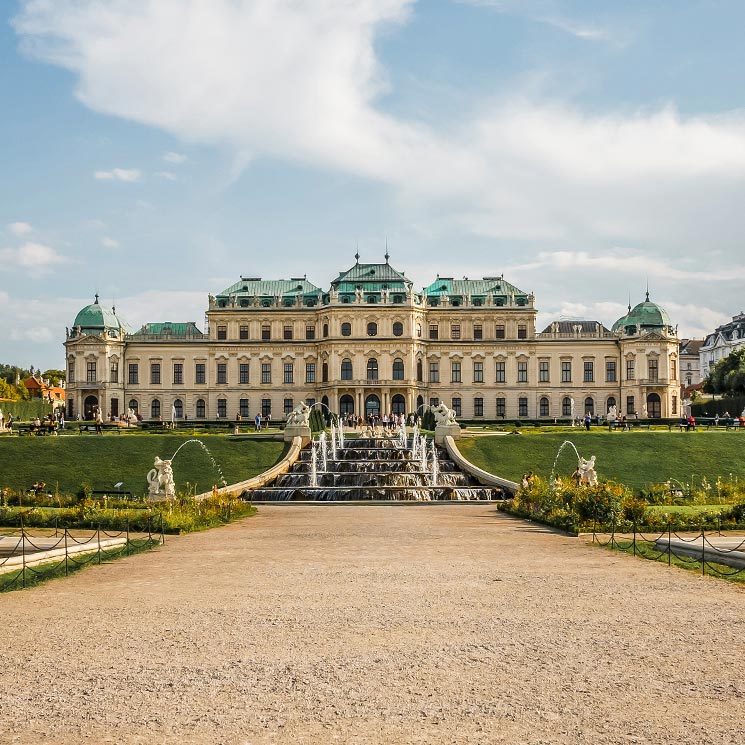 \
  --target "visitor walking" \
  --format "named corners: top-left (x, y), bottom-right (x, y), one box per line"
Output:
top-left (584, 413), bottom-right (591, 431)
top-left (254, 413), bottom-right (261, 431)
